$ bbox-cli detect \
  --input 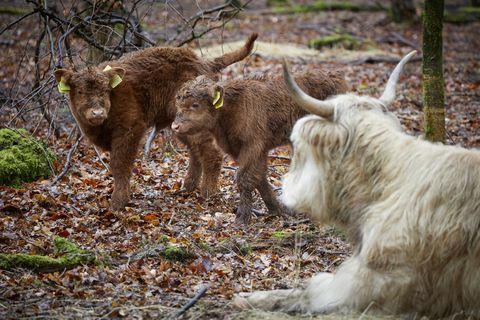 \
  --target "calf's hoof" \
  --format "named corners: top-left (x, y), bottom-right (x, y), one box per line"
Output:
top-left (235, 207), bottom-right (251, 225)
top-left (199, 185), bottom-right (219, 198)
top-left (269, 204), bottom-right (295, 217)
top-left (182, 175), bottom-right (200, 193)
top-left (111, 191), bottom-right (129, 210)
